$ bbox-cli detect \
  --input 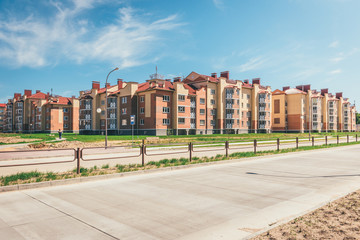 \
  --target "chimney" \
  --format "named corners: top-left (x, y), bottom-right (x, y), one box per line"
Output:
top-left (24, 89), bottom-right (32, 97)
top-left (321, 88), bottom-right (328, 95)
top-left (243, 79), bottom-right (249, 84)
top-left (14, 93), bottom-right (21, 100)
top-left (283, 86), bottom-right (290, 91)
top-left (92, 81), bottom-right (100, 90)
top-left (117, 79), bottom-right (123, 89)
top-left (296, 85), bottom-right (303, 91)
top-left (252, 78), bottom-right (260, 85)
top-left (304, 85), bottom-right (311, 92)
top-left (336, 92), bottom-right (343, 99)
top-left (106, 83), bottom-right (110, 88)
top-left (36, 90), bottom-right (41, 93)
top-left (173, 77), bottom-right (181, 82)
top-left (220, 71), bottom-right (229, 79)
top-left (211, 73), bottom-right (217, 79)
